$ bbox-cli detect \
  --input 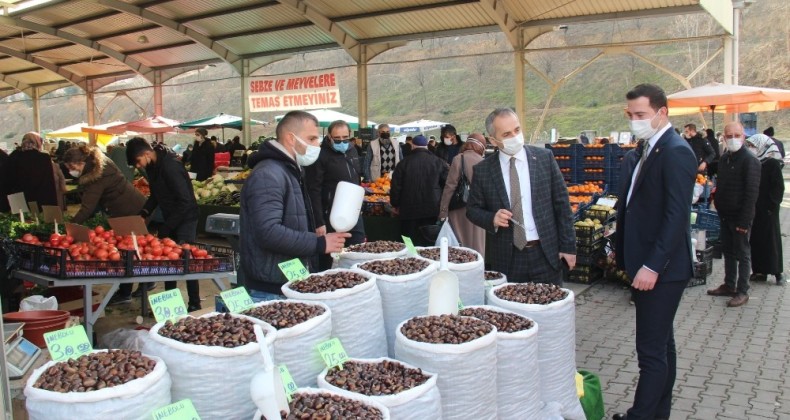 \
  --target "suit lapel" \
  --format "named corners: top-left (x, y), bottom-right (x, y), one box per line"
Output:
top-left (525, 146), bottom-right (539, 207)
top-left (491, 151), bottom-right (511, 208)
top-left (631, 131), bottom-right (671, 195)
